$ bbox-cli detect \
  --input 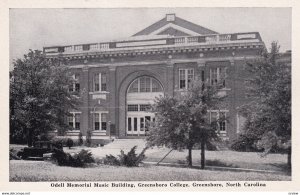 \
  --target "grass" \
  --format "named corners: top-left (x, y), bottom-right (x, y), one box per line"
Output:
top-left (142, 148), bottom-right (289, 171)
top-left (10, 144), bottom-right (290, 172)
top-left (9, 160), bottom-right (291, 182)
